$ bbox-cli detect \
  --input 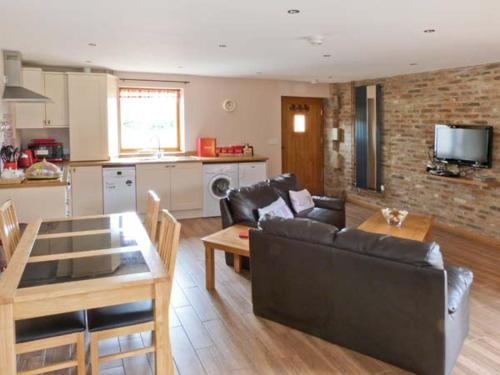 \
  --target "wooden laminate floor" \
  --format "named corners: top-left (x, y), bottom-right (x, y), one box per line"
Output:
top-left (17, 203), bottom-right (500, 375)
